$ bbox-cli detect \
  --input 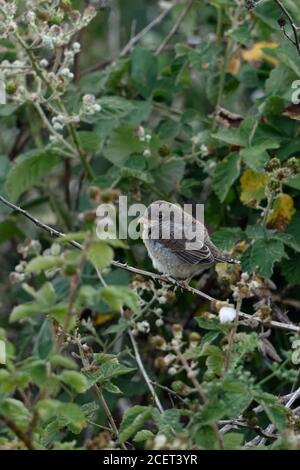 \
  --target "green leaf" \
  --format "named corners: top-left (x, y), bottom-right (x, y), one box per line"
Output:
top-left (0, 220), bottom-right (23, 244)
top-left (202, 345), bottom-right (224, 374)
top-left (103, 382), bottom-right (122, 394)
top-left (213, 153), bottom-right (241, 202)
top-left (23, 359), bottom-right (48, 388)
top-left (26, 256), bottom-right (64, 273)
top-left (10, 283), bottom-right (57, 322)
top-left (81, 402), bottom-right (99, 419)
top-left (133, 429), bottom-right (155, 442)
top-left (5, 149), bottom-right (60, 201)
top-left (286, 173), bottom-right (300, 190)
top-left (241, 238), bottom-right (285, 277)
top-left (86, 242), bottom-right (114, 271)
top-left (288, 212), bottom-right (300, 247)
top-left (194, 316), bottom-right (221, 330)
top-left (101, 286), bottom-right (140, 313)
top-left (0, 398), bottom-right (31, 430)
top-left (85, 358), bottom-right (135, 386)
top-left (10, 301), bottom-right (45, 322)
top-left (228, 26), bottom-right (252, 46)
top-left (211, 227), bottom-right (244, 251)
top-left (212, 128), bottom-right (245, 146)
top-left (282, 255), bottom-right (300, 284)
top-left (58, 403), bottom-right (87, 434)
top-left (77, 131), bottom-right (101, 153)
top-left (59, 371), bottom-right (89, 393)
top-left (103, 125), bottom-right (144, 166)
top-left (151, 159), bottom-right (185, 195)
top-left (40, 418), bottom-right (61, 447)
top-left (131, 47), bottom-right (158, 98)
top-left (240, 139), bottom-right (279, 172)
top-left (19, 282), bottom-right (55, 308)
top-left (119, 405), bottom-right (153, 443)
top-left (152, 408), bottom-right (184, 435)
top-left (97, 96), bottom-right (136, 120)
top-left (195, 425), bottom-right (217, 450)
top-left (254, 392), bottom-right (289, 431)
top-left (34, 319), bottom-right (53, 359)
top-left (50, 354), bottom-right (77, 369)
top-left (198, 400), bottom-right (226, 424)
top-left (240, 146), bottom-right (268, 172)
top-left (223, 432), bottom-right (244, 449)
